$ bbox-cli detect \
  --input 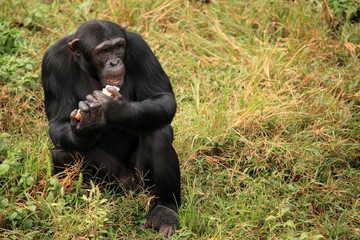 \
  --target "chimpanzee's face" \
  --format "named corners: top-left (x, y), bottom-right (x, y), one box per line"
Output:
top-left (68, 21), bottom-right (128, 88)
top-left (92, 37), bottom-right (126, 87)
